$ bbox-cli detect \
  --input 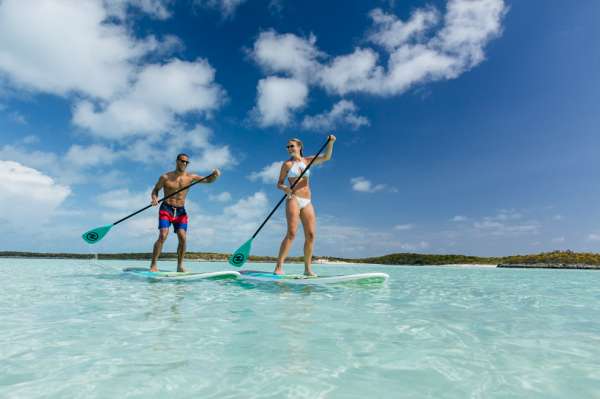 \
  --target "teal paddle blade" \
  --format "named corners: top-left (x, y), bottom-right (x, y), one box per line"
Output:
top-left (82, 224), bottom-right (113, 244)
top-left (228, 238), bottom-right (253, 267)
